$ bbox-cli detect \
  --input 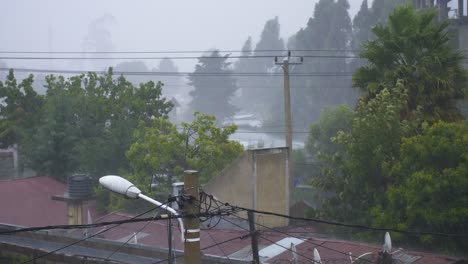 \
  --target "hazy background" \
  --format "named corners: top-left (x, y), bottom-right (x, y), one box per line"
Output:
top-left (0, 0), bottom-right (366, 71)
